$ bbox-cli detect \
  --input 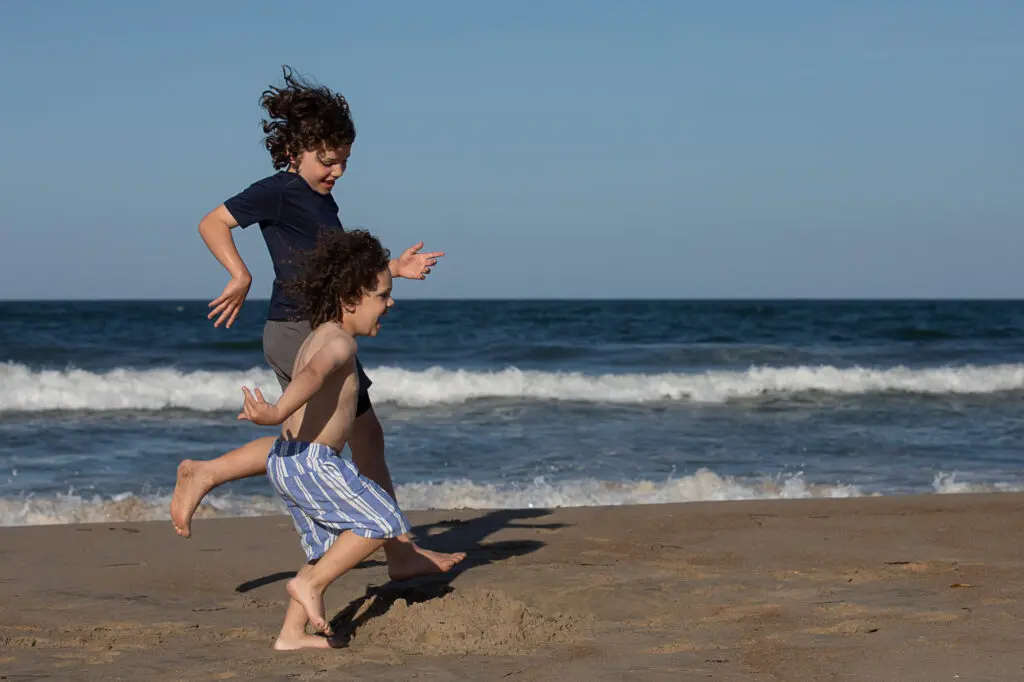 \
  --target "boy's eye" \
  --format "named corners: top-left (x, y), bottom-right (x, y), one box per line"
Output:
top-left (317, 154), bottom-right (347, 167)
